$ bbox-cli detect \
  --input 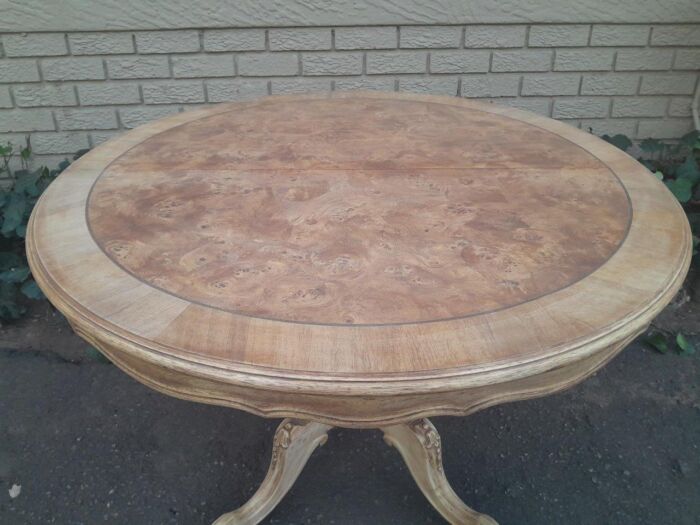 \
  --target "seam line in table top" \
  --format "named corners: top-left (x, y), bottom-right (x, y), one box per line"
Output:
top-left (81, 95), bottom-right (634, 328)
